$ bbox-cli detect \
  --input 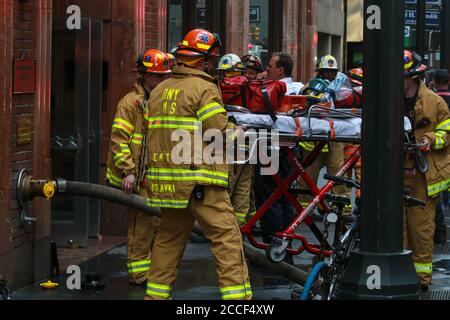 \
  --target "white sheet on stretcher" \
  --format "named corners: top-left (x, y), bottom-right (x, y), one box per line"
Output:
top-left (229, 113), bottom-right (412, 137)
